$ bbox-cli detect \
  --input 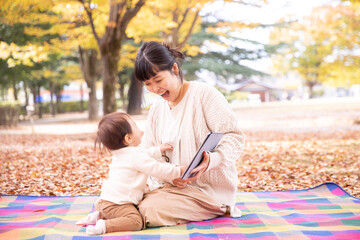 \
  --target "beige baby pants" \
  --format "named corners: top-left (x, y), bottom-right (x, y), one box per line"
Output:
top-left (95, 199), bottom-right (143, 233)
